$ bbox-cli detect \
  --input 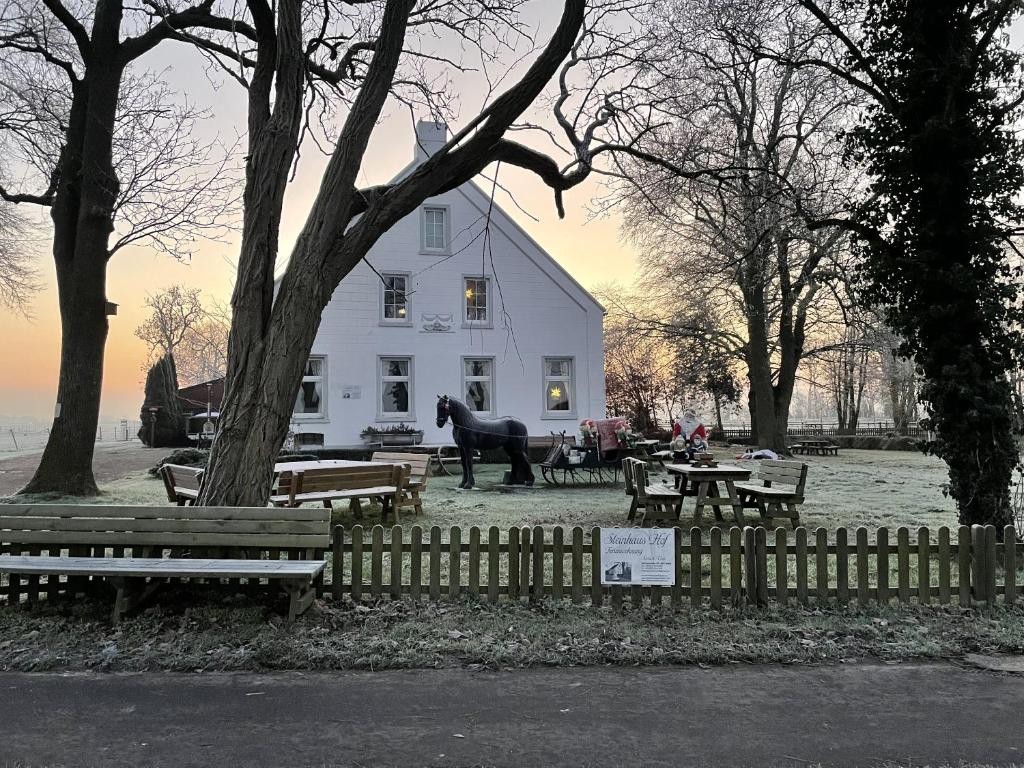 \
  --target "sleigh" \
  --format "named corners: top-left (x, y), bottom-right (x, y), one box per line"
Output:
top-left (539, 430), bottom-right (625, 486)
